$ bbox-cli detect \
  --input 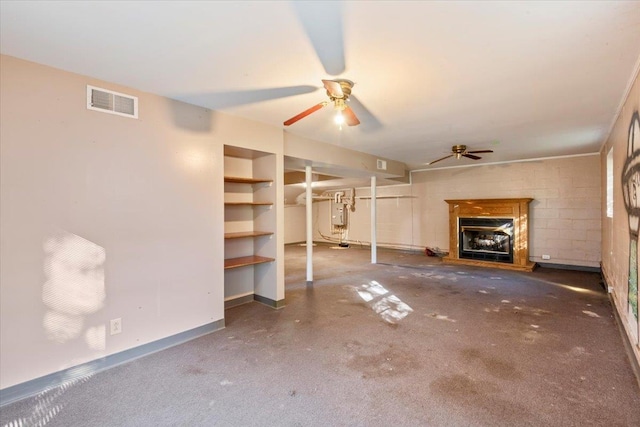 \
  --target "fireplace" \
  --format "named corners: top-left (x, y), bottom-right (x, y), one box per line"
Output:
top-left (444, 198), bottom-right (535, 271)
top-left (459, 217), bottom-right (514, 263)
